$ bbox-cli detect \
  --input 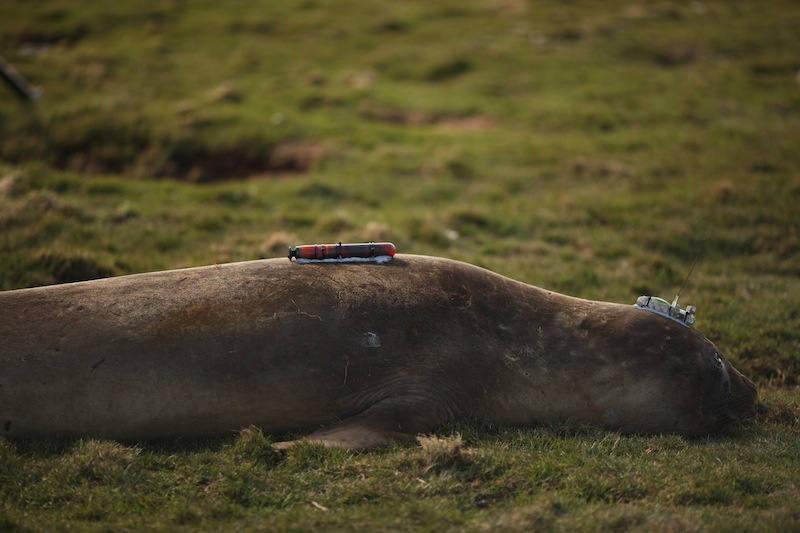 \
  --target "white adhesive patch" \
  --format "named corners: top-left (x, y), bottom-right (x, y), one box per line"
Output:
top-left (360, 332), bottom-right (381, 348)
top-left (295, 255), bottom-right (393, 264)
